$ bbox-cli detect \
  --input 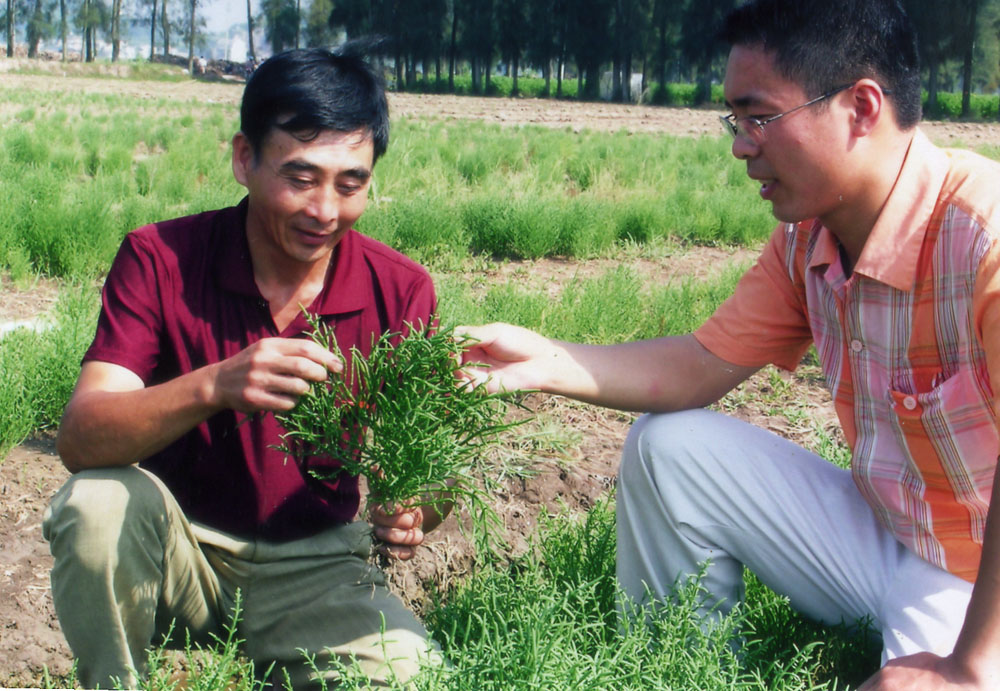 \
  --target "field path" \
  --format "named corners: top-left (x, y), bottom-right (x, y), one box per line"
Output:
top-left (3, 69), bottom-right (1000, 146)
